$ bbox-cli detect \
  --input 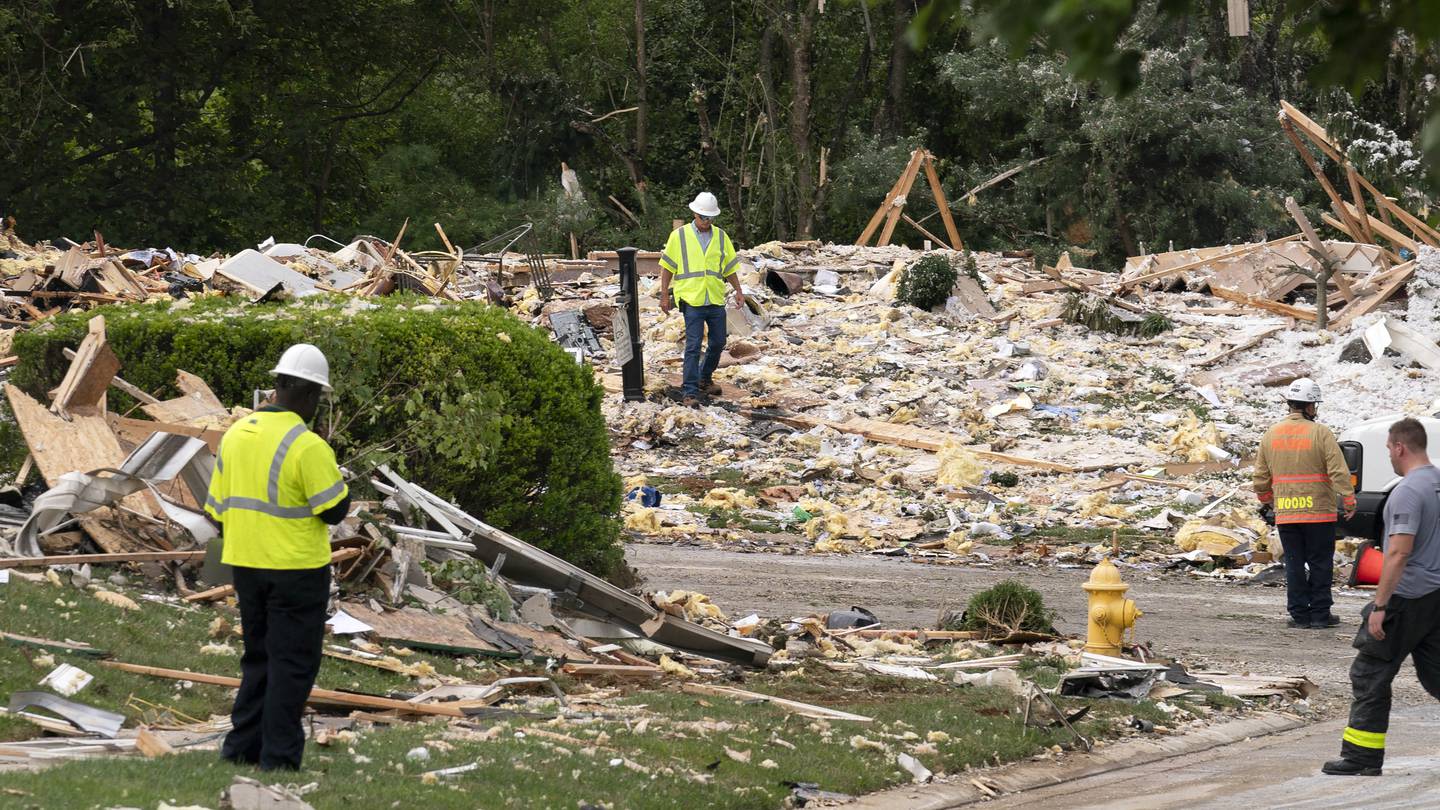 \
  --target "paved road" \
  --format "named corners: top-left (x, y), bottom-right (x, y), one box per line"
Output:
top-left (626, 543), bottom-right (1422, 712)
top-left (983, 705), bottom-right (1440, 809)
